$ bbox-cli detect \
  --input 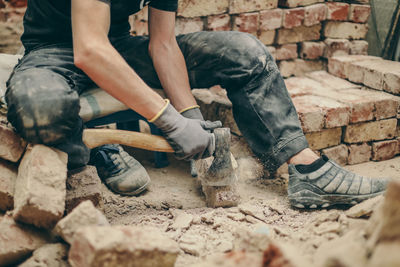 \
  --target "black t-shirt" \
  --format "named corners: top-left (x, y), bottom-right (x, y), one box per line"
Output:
top-left (21, 0), bottom-right (178, 52)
